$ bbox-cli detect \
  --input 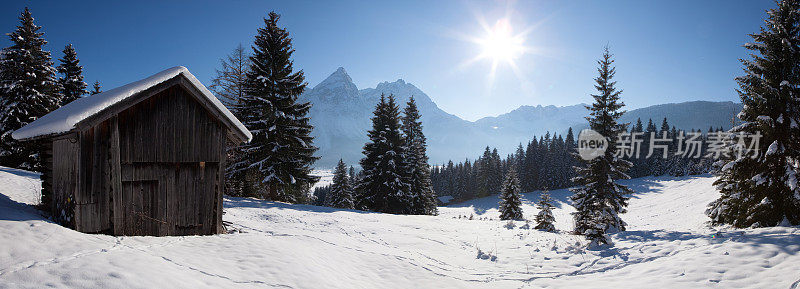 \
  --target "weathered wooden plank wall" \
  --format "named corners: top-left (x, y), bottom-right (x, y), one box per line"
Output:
top-left (112, 85), bottom-right (225, 236)
top-left (74, 121), bottom-right (112, 233)
top-left (52, 135), bottom-right (78, 227)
